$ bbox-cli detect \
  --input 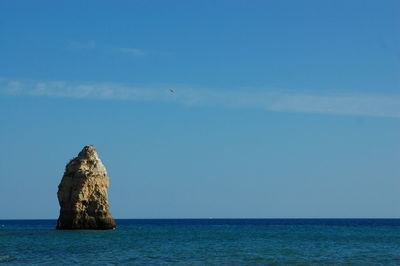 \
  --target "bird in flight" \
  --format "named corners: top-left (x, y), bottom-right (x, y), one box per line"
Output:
top-left (169, 89), bottom-right (175, 94)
